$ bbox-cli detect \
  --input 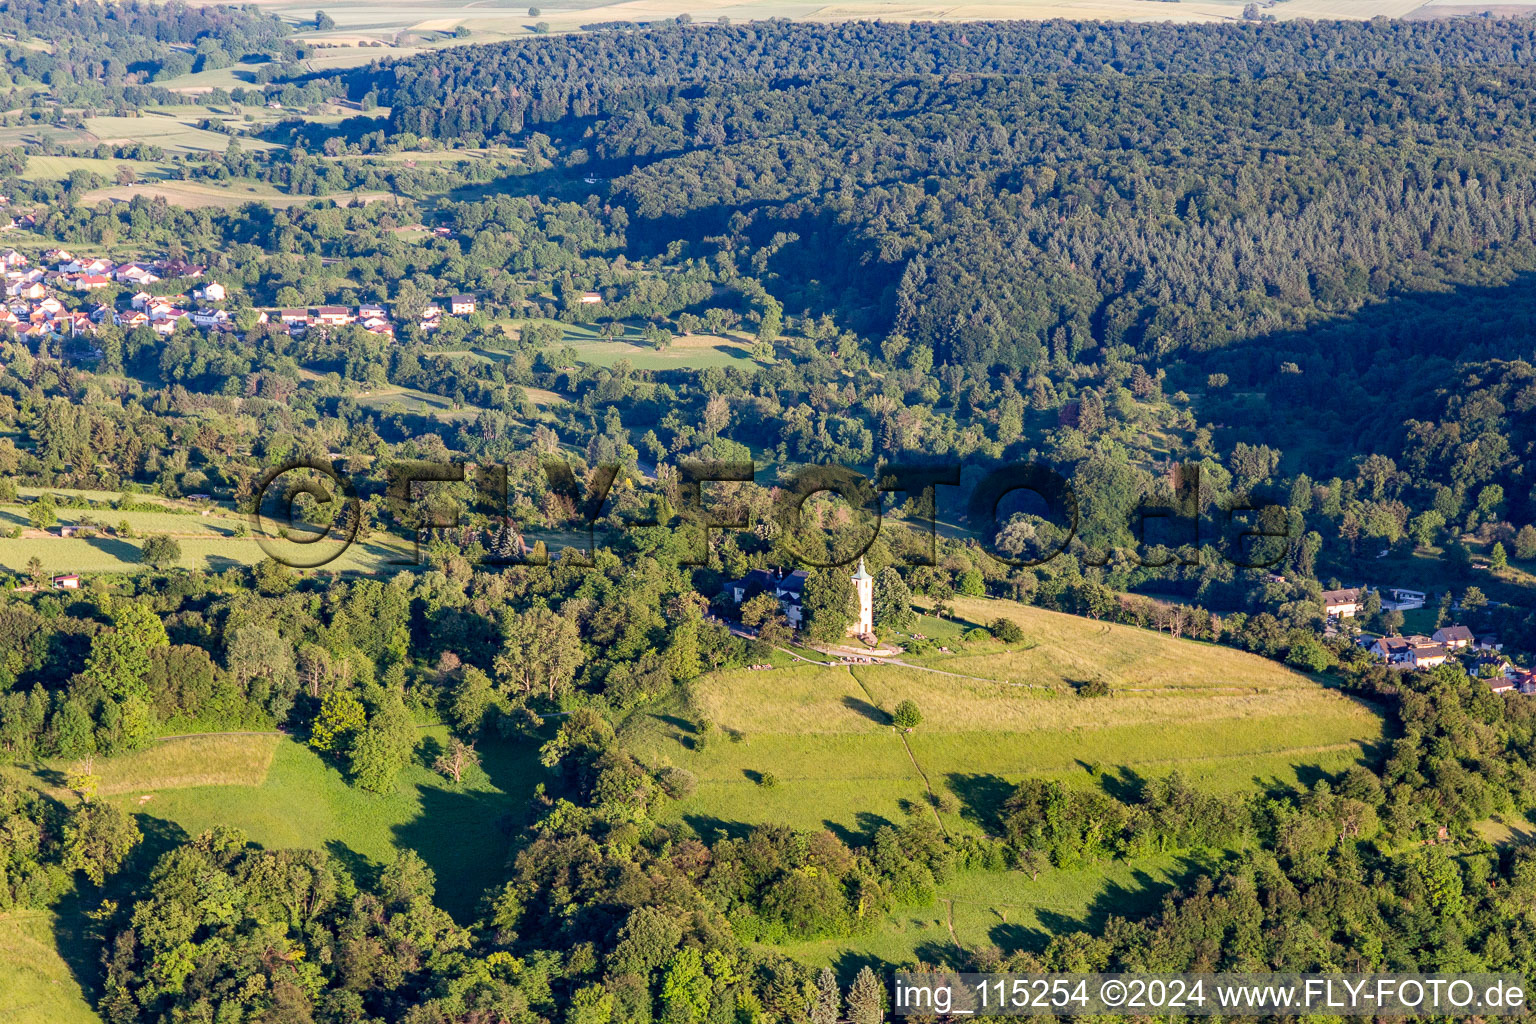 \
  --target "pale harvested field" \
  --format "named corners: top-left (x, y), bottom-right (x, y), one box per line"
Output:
top-left (94, 734), bottom-right (281, 797)
top-left (237, 0), bottom-right (1484, 43)
top-left (82, 181), bottom-right (391, 210)
top-left (7, 733), bottom-right (280, 803)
